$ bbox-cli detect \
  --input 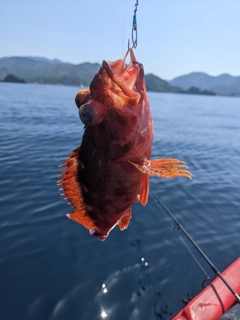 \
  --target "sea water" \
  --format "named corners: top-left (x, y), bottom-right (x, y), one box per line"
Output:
top-left (0, 83), bottom-right (239, 320)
